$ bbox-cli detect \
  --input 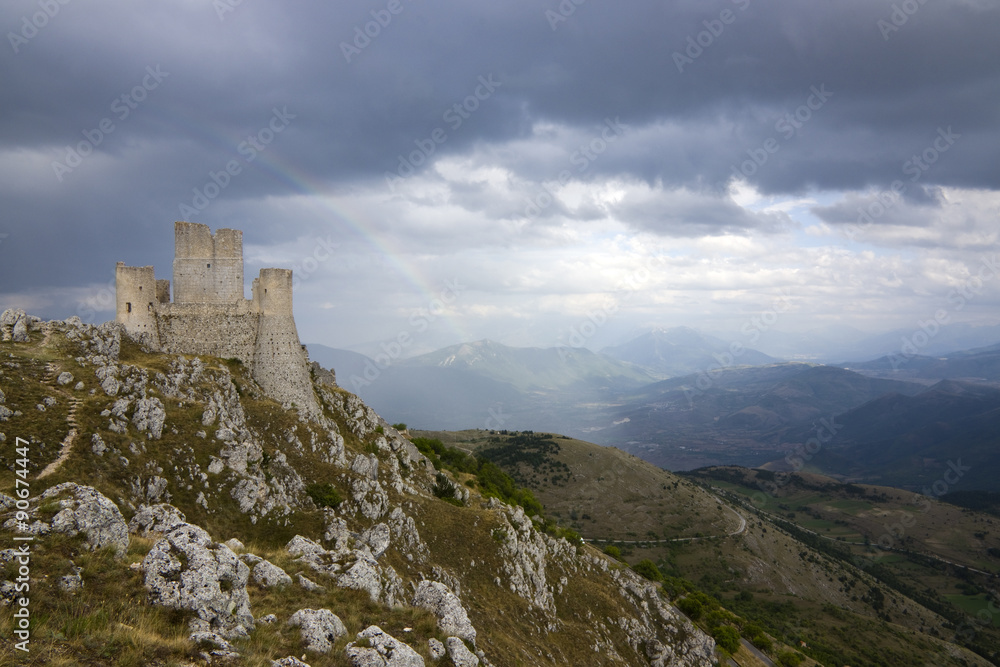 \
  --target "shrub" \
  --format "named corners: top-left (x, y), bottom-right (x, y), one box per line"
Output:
top-left (632, 559), bottom-right (663, 582)
top-left (305, 482), bottom-right (343, 508)
top-left (713, 625), bottom-right (740, 654)
top-left (603, 545), bottom-right (621, 559)
top-left (778, 651), bottom-right (805, 667)
top-left (392, 423), bottom-right (407, 431)
top-left (677, 597), bottom-right (703, 621)
top-left (433, 472), bottom-right (458, 501)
